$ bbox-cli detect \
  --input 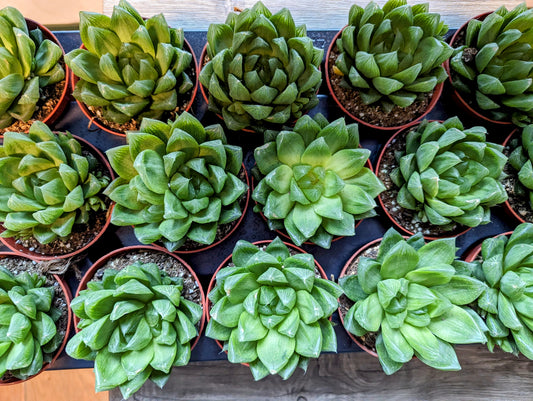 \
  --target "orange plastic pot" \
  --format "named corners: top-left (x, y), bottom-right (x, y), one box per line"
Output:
top-left (0, 252), bottom-right (72, 385)
top-left (72, 39), bottom-right (198, 137)
top-left (463, 230), bottom-right (513, 263)
top-left (325, 26), bottom-right (443, 131)
top-left (0, 135), bottom-right (115, 260)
